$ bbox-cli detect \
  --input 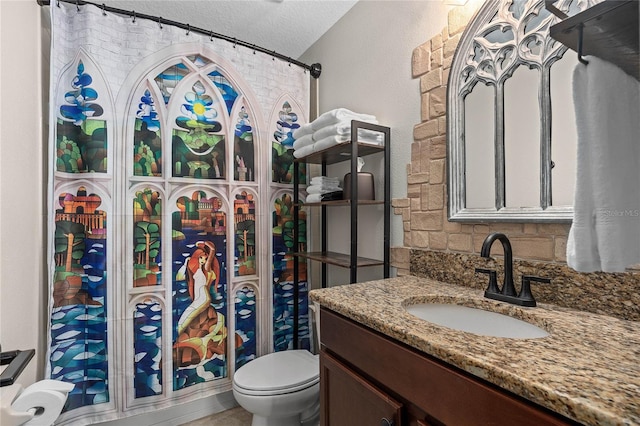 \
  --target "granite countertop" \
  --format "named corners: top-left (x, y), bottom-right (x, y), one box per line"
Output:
top-left (309, 276), bottom-right (640, 426)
